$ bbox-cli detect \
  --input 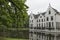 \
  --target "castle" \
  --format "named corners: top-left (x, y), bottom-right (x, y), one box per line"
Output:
top-left (29, 4), bottom-right (60, 40)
